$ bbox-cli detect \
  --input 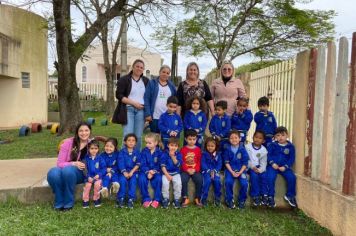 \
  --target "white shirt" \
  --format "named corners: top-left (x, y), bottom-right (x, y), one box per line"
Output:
top-left (245, 143), bottom-right (268, 173)
top-left (128, 77), bottom-right (145, 105)
top-left (153, 83), bottom-right (172, 119)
